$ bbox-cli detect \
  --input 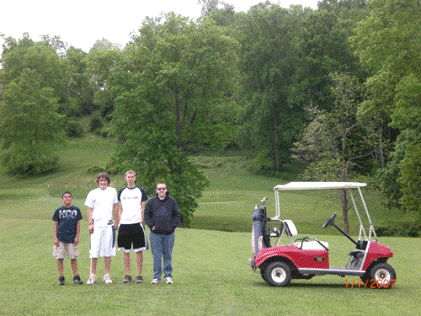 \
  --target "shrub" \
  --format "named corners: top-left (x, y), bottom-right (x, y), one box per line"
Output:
top-left (65, 121), bottom-right (84, 138)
